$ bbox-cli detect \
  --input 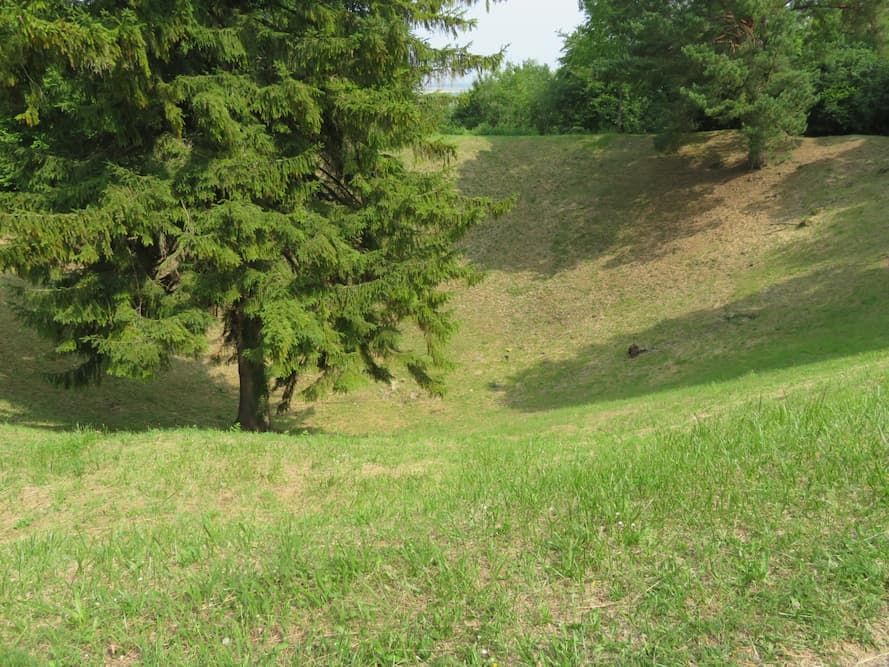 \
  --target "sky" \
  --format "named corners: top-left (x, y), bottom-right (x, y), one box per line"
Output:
top-left (422, 0), bottom-right (586, 87)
